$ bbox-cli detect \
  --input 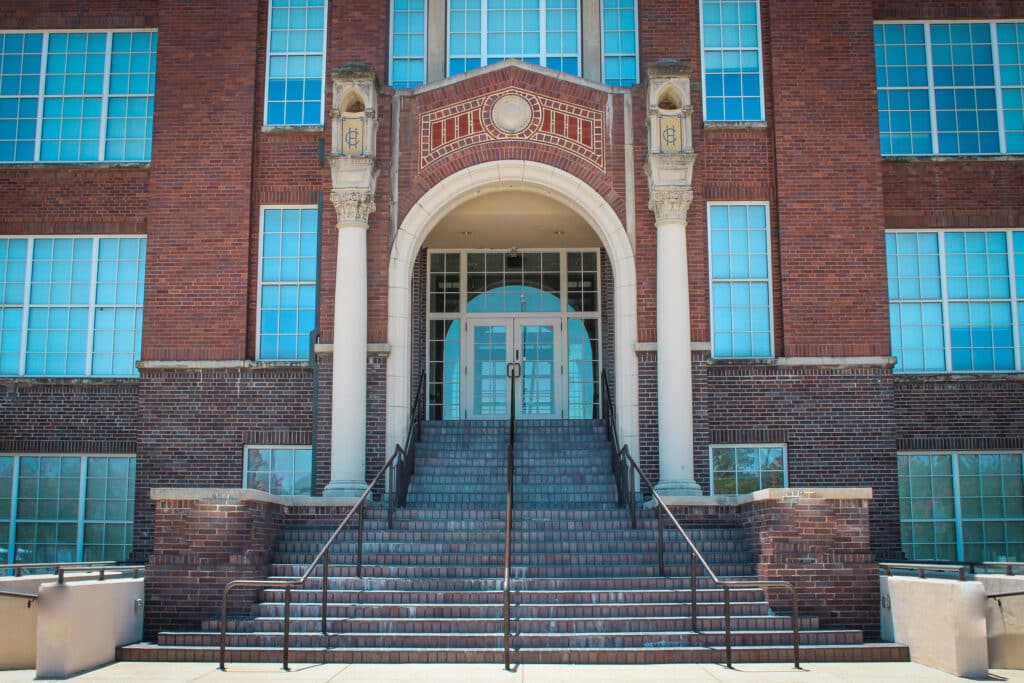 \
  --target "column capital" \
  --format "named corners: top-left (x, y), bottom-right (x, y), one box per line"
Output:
top-left (329, 189), bottom-right (376, 226)
top-left (648, 186), bottom-right (694, 224)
